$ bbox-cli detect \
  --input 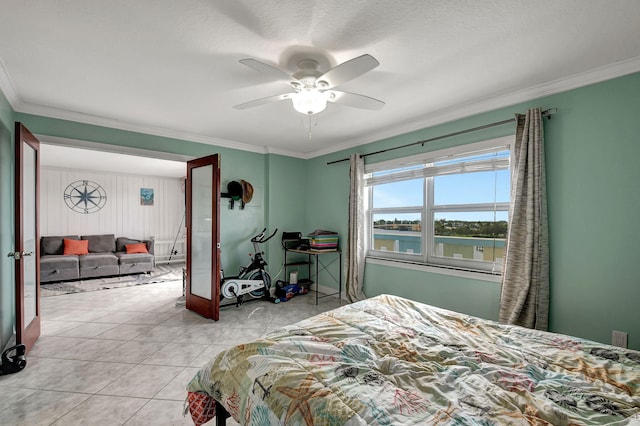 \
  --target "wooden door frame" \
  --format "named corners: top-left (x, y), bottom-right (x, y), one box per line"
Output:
top-left (185, 154), bottom-right (221, 320)
top-left (14, 122), bottom-right (41, 352)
